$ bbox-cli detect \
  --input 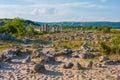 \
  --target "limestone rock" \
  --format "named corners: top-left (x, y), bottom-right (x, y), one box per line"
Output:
top-left (33, 64), bottom-right (45, 73)
top-left (72, 62), bottom-right (83, 70)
